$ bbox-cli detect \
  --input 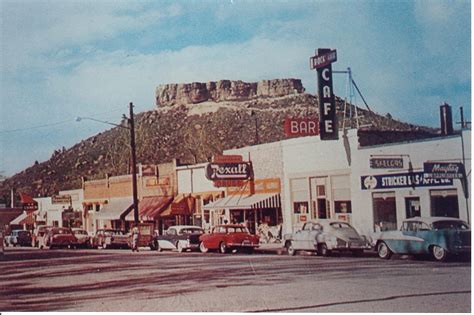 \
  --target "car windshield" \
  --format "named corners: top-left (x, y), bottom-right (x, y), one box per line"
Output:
top-left (182, 228), bottom-right (203, 235)
top-left (73, 230), bottom-right (88, 235)
top-left (330, 222), bottom-right (354, 230)
top-left (227, 227), bottom-right (249, 233)
top-left (432, 221), bottom-right (469, 230)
